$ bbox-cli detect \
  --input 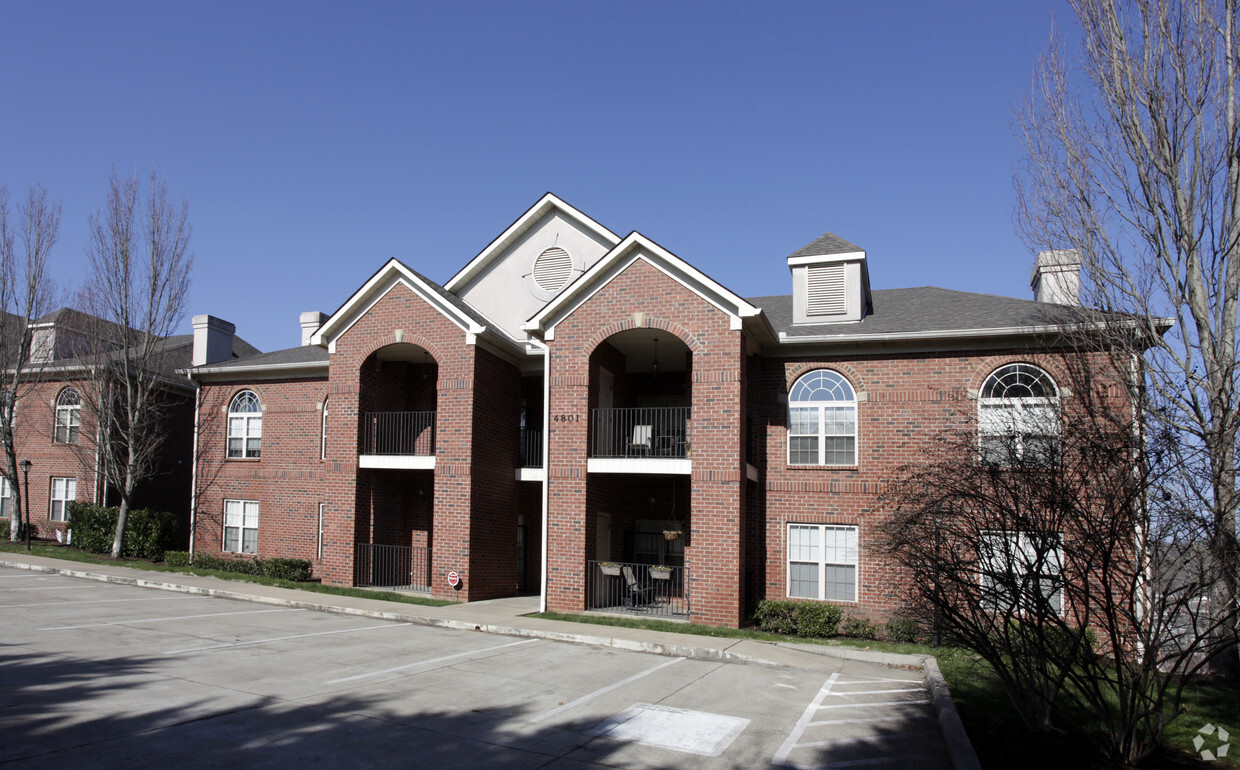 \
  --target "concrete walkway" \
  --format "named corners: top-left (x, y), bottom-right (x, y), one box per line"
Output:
top-left (0, 551), bottom-right (981, 769)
